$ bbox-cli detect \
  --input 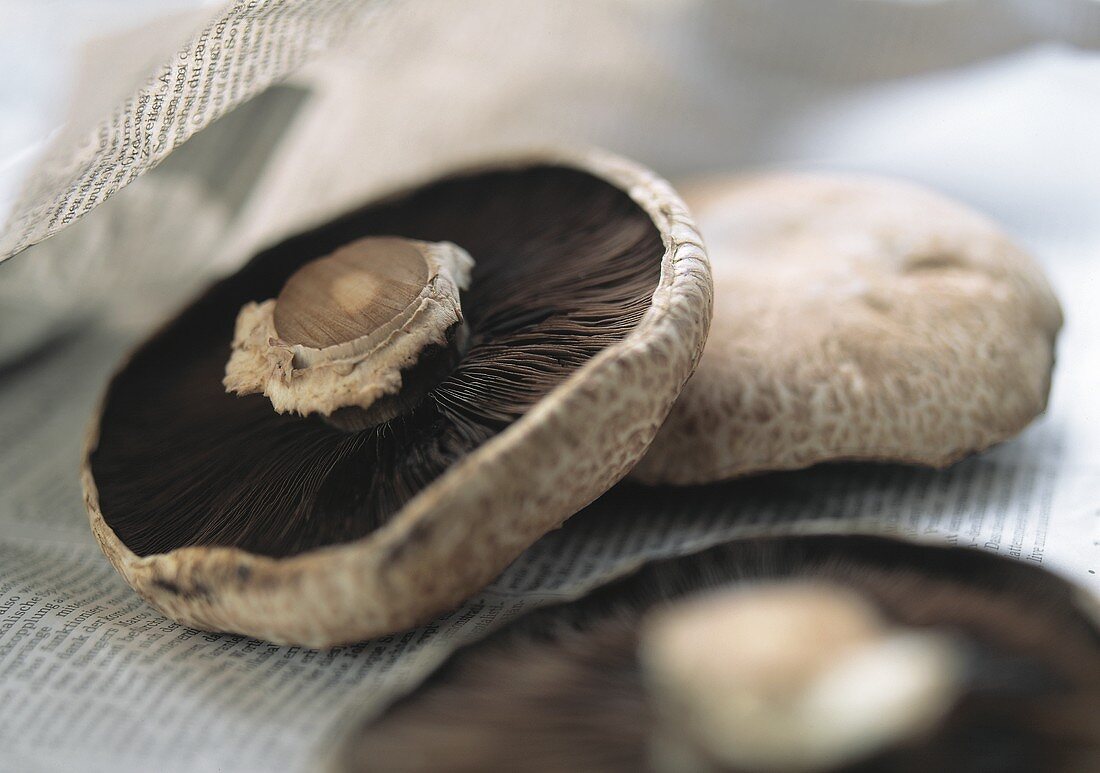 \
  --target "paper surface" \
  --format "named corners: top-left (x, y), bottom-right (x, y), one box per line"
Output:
top-left (1, 306), bottom-right (1097, 772)
top-left (1, 1), bottom-right (1099, 771)
top-left (2, 315), bottom-right (1094, 772)
top-left (0, 0), bottom-right (394, 261)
